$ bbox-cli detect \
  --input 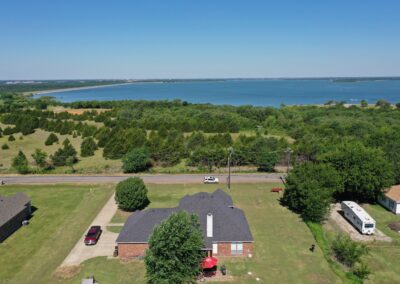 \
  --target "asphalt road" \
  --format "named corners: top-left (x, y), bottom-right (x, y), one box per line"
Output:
top-left (0, 173), bottom-right (284, 185)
